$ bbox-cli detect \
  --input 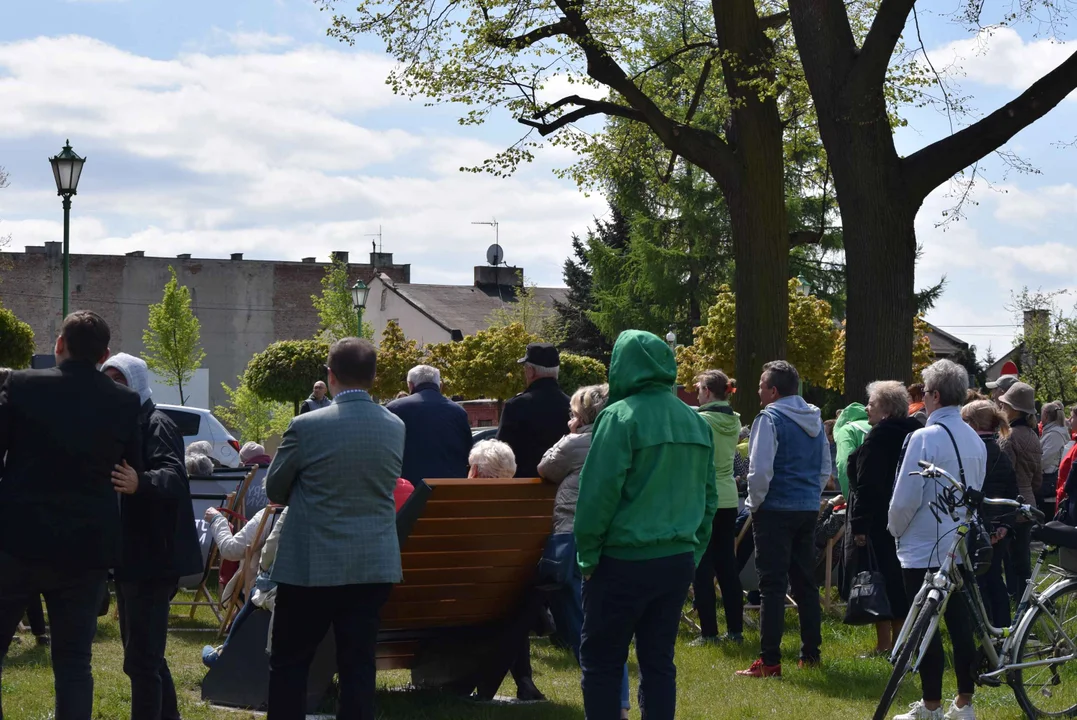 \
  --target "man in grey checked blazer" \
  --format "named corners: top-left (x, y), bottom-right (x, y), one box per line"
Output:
top-left (266, 337), bottom-right (405, 720)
